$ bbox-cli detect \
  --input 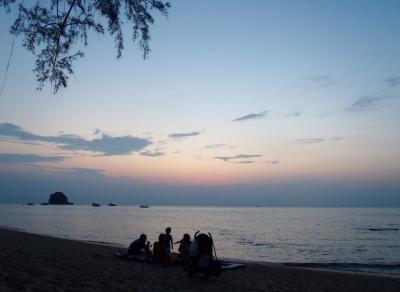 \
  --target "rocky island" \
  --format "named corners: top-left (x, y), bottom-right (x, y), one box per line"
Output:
top-left (48, 192), bottom-right (73, 205)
